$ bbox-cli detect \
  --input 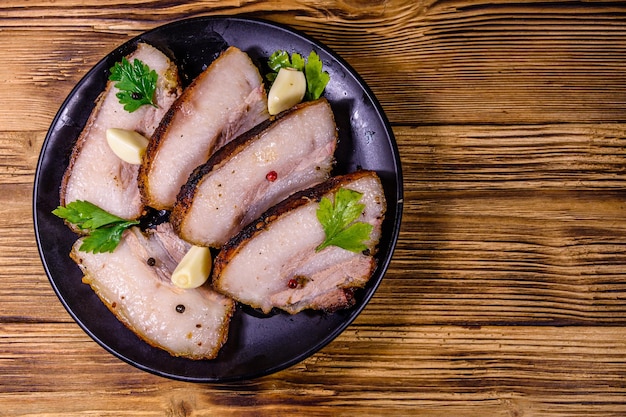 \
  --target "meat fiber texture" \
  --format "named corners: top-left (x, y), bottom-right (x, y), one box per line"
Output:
top-left (171, 98), bottom-right (338, 248)
top-left (212, 171), bottom-right (387, 314)
top-left (61, 42), bottom-right (182, 221)
top-left (139, 46), bottom-right (270, 210)
top-left (71, 223), bottom-right (235, 360)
